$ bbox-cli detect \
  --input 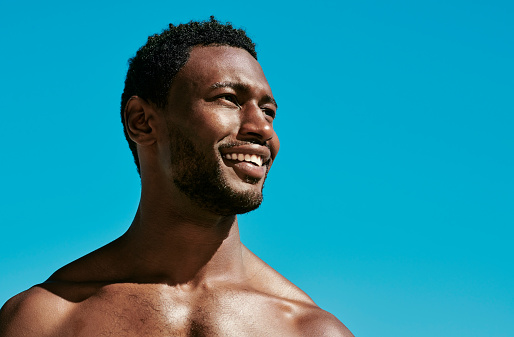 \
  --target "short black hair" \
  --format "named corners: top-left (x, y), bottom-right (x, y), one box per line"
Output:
top-left (120, 16), bottom-right (257, 175)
